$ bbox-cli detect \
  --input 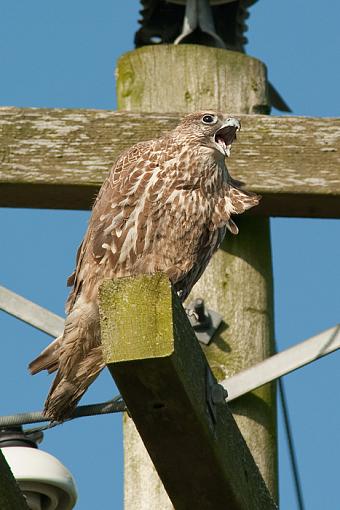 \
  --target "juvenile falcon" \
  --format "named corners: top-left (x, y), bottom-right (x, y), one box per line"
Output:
top-left (29, 111), bottom-right (260, 421)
